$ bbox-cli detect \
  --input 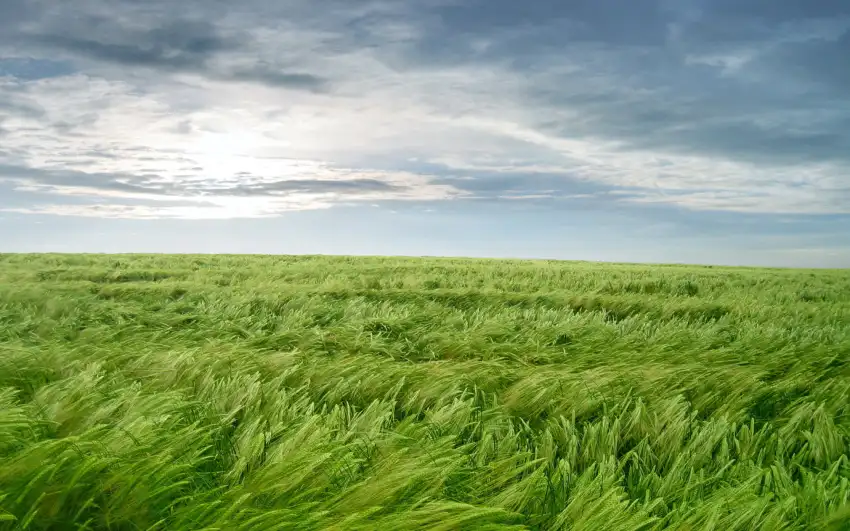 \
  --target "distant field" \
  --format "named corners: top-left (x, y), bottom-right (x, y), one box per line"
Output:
top-left (0, 254), bottom-right (848, 530)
